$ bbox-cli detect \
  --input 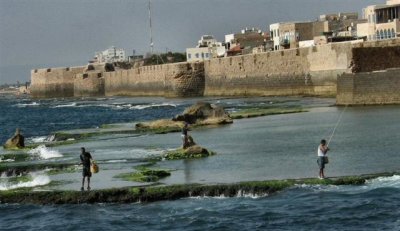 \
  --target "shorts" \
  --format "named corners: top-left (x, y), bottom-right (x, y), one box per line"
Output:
top-left (83, 167), bottom-right (92, 177)
top-left (317, 156), bottom-right (325, 169)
